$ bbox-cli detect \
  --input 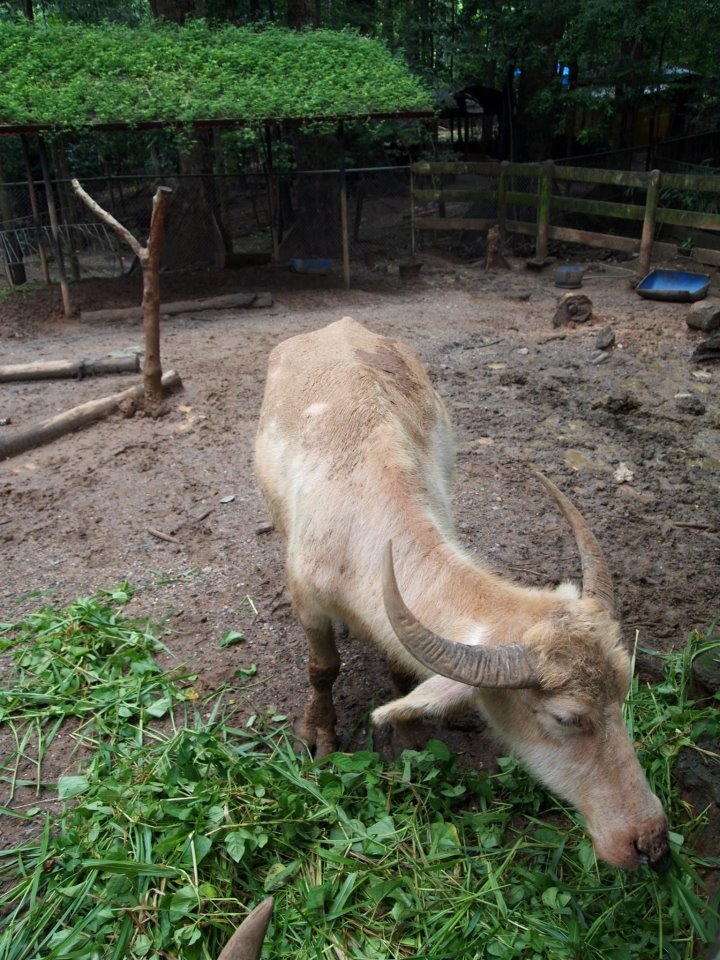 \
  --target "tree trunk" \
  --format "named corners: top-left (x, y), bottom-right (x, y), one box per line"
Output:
top-left (141, 188), bottom-right (172, 415)
top-left (160, 133), bottom-right (227, 271)
top-left (148, 0), bottom-right (200, 23)
top-left (287, 0), bottom-right (319, 27)
top-left (51, 138), bottom-right (81, 282)
top-left (279, 130), bottom-right (343, 259)
top-left (72, 180), bottom-right (172, 417)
